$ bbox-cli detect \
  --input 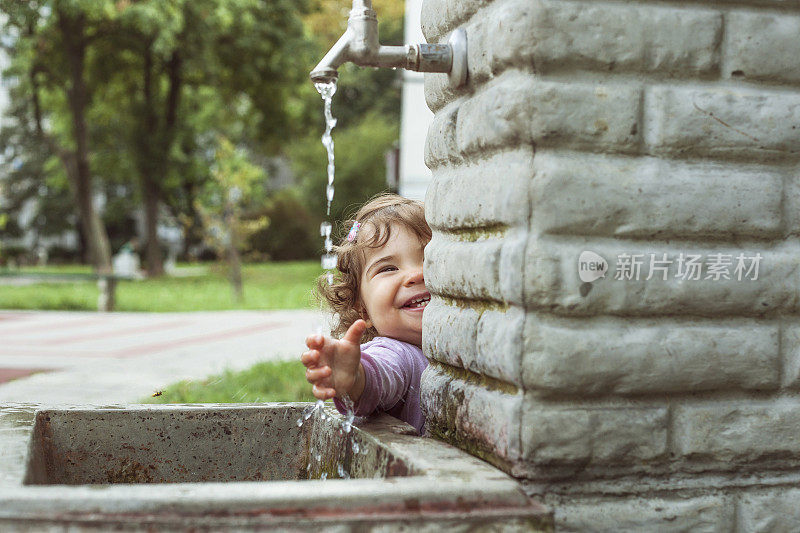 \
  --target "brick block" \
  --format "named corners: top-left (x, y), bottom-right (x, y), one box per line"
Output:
top-left (738, 489), bottom-right (800, 533)
top-left (421, 362), bottom-right (522, 465)
top-left (424, 103), bottom-right (460, 170)
top-left (554, 496), bottom-right (734, 533)
top-left (724, 12), bottom-right (800, 84)
top-left (521, 403), bottom-right (668, 465)
top-left (530, 150), bottom-right (785, 240)
top-left (419, 363), bottom-right (450, 429)
top-left (475, 305), bottom-right (525, 385)
top-left (425, 233), bottom-right (504, 301)
top-left (423, 71), bottom-right (457, 114)
top-left (644, 85), bottom-right (800, 159)
top-left (522, 315), bottom-right (779, 396)
top-left (420, 0), bottom-right (490, 43)
top-left (422, 297), bottom-right (479, 369)
top-left (673, 400), bottom-right (800, 462)
top-left (425, 149), bottom-right (534, 230)
top-left (456, 71), bottom-right (641, 157)
top-left (786, 172), bottom-right (800, 236)
top-left (713, 0), bottom-right (800, 4)
top-left (781, 320), bottom-right (800, 388)
top-left (467, 0), bottom-right (721, 83)
top-left (523, 237), bottom-right (800, 317)
top-left (497, 227), bottom-right (528, 306)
